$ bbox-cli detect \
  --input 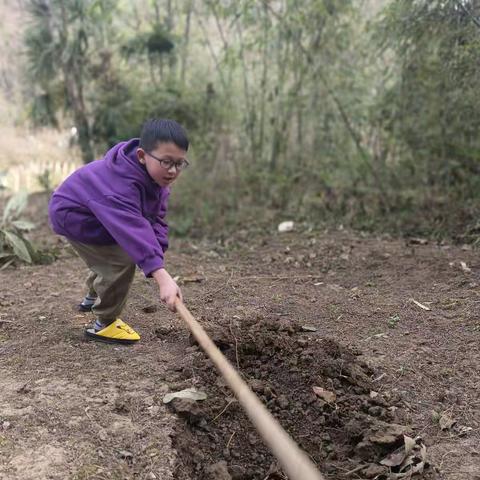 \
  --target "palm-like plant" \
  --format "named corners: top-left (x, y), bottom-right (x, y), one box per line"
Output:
top-left (0, 192), bottom-right (37, 268)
